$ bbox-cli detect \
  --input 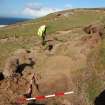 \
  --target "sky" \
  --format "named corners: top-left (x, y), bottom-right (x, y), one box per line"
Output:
top-left (0, 0), bottom-right (105, 18)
